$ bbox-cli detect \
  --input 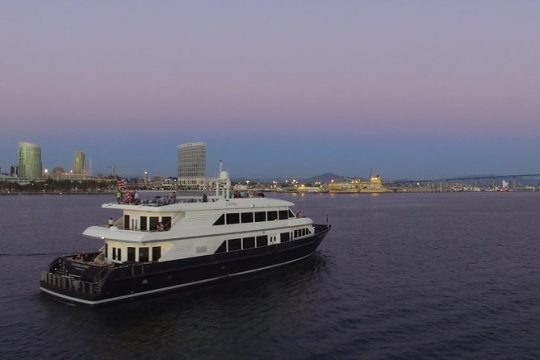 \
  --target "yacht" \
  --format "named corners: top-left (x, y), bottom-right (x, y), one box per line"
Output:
top-left (40, 171), bottom-right (331, 306)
